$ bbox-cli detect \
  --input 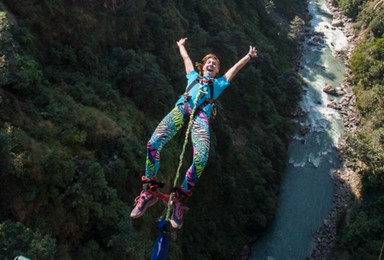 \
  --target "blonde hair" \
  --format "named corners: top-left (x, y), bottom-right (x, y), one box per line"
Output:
top-left (195, 53), bottom-right (220, 76)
